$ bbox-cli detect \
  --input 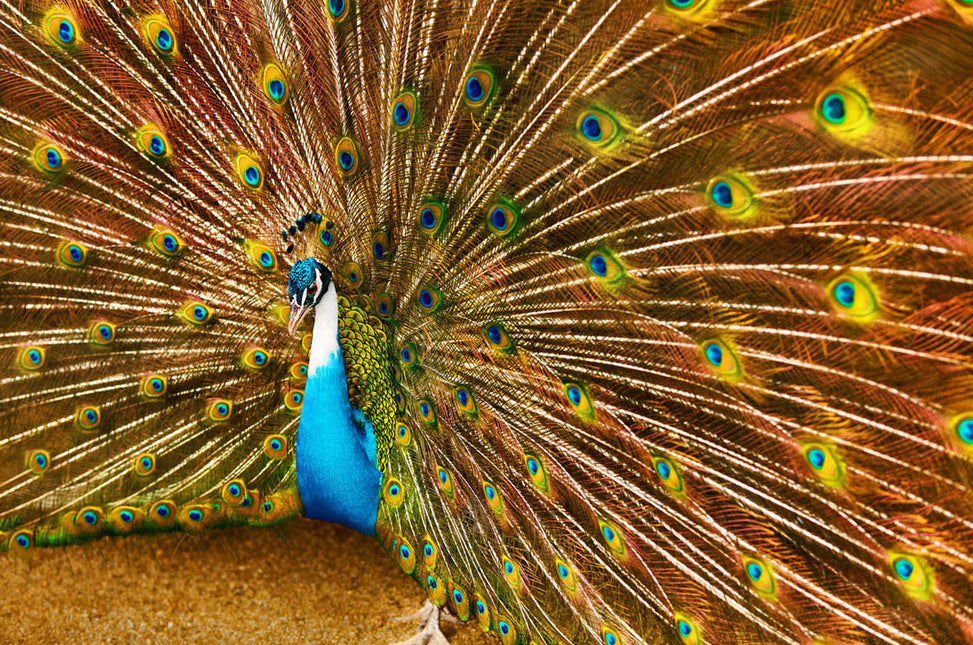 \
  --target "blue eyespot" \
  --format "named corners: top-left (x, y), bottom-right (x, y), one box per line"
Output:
top-left (270, 439), bottom-right (282, 451)
top-left (47, 148), bottom-right (62, 169)
top-left (581, 115), bottom-right (602, 141)
top-left (423, 544), bottom-right (433, 557)
top-left (393, 102), bottom-right (410, 126)
top-left (465, 77), bottom-right (484, 102)
top-left (259, 251), bottom-right (273, 268)
top-left (710, 181), bottom-right (733, 208)
top-left (420, 208), bottom-right (436, 229)
top-left (490, 208), bottom-right (507, 231)
top-left (338, 151), bottom-right (354, 171)
top-left (120, 510), bottom-right (134, 522)
top-left (156, 505), bottom-right (170, 518)
top-left (16, 534), bottom-right (30, 548)
top-left (320, 230), bottom-right (333, 246)
top-left (268, 79), bottom-right (285, 101)
top-left (485, 485), bottom-right (495, 500)
top-left (821, 92), bottom-right (846, 125)
top-left (163, 234), bottom-right (178, 252)
top-left (86, 409), bottom-right (97, 422)
top-left (807, 448), bottom-right (826, 470)
top-left (58, 19), bottom-right (74, 43)
top-left (427, 575), bottom-right (438, 589)
top-left (894, 557), bottom-right (914, 580)
top-left (400, 545), bottom-right (411, 559)
top-left (957, 418), bottom-right (973, 444)
top-left (566, 386), bottom-right (582, 406)
top-left (419, 290), bottom-right (433, 308)
top-left (453, 590), bottom-right (463, 603)
top-left (420, 402), bottom-right (430, 416)
top-left (389, 484), bottom-right (400, 496)
top-left (373, 241), bottom-right (386, 260)
top-left (656, 461), bottom-right (671, 480)
top-left (156, 28), bottom-right (173, 52)
top-left (244, 165), bottom-right (260, 186)
top-left (262, 501), bottom-right (274, 513)
top-left (602, 525), bottom-right (615, 541)
top-left (833, 280), bottom-right (856, 308)
top-left (498, 621), bottom-right (510, 635)
top-left (35, 453), bottom-right (47, 468)
top-left (439, 470), bottom-right (448, 483)
top-left (589, 253), bottom-right (608, 277)
top-left (476, 600), bottom-right (485, 614)
top-left (487, 325), bottom-right (502, 344)
top-left (149, 136), bottom-right (166, 156)
top-left (558, 564), bottom-right (569, 579)
top-left (328, 0), bottom-right (346, 17)
top-left (747, 562), bottom-right (763, 581)
top-left (504, 561), bottom-right (514, 574)
top-left (193, 305), bottom-right (207, 321)
top-left (228, 484), bottom-right (241, 496)
top-left (83, 510), bottom-right (97, 525)
top-left (141, 456), bottom-right (153, 469)
top-left (705, 343), bottom-right (723, 366)
top-left (457, 389), bottom-right (469, 406)
top-left (188, 509), bottom-right (203, 522)
top-left (99, 325), bottom-right (111, 339)
top-left (69, 245), bottom-right (82, 262)
top-left (677, 620), bottom-right (692, 636)
top-left (401, 347), bottom-right (412, 362)
top-left (527, 458), bottom-right (539, 475)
